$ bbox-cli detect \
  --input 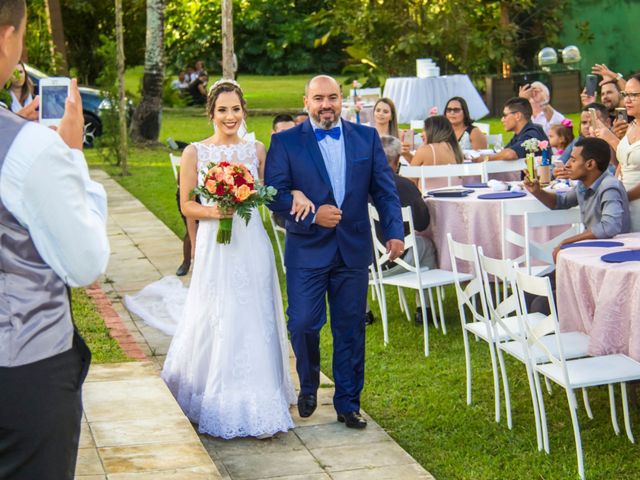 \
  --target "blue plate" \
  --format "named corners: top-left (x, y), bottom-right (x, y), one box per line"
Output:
top-left (427, 189), bottom-right (474, 198)
top-left (462, 182), bottom-right (489, 188)
top-left (561, 241), bottom-right (625, 250)
top-left (600, 250), bottom-right (640, 263)
top-left (477, 191), bottom-right (527, 200)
